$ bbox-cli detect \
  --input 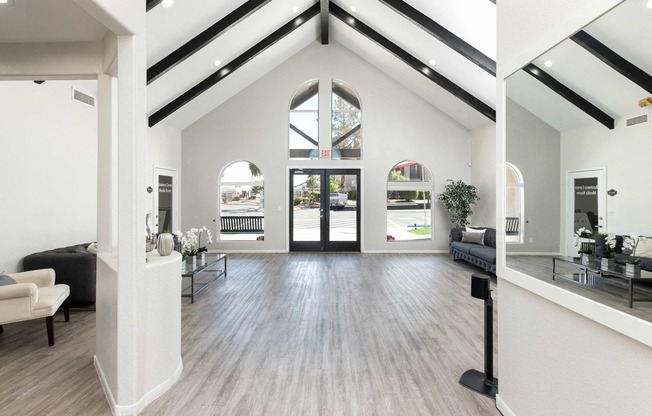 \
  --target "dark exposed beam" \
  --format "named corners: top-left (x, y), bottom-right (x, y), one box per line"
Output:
top-left (330, 2), bottom-right (495, 122)
top-left (523, 64), bottom-right (614, 130)
top-left (379, 0), bottom-right (495, 76)
top-left (290, 124), bottom-right (319, 147)
top-left (147, 0), bottom-right (273, 84)
top-left (332, 124), bottom-right (361, 147)
top-left (149, 3), bottom-right (320, 127)
top-left (320, 0), bottom-right (329, 45)
top-left (290, 82), bottom-right (319, 110)
top-left (332, 82), bottom-right (360, 109)
top-left (571, 30), bottom-right (652, 95)
top-left (146, 0), bottom-right (161, 12)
